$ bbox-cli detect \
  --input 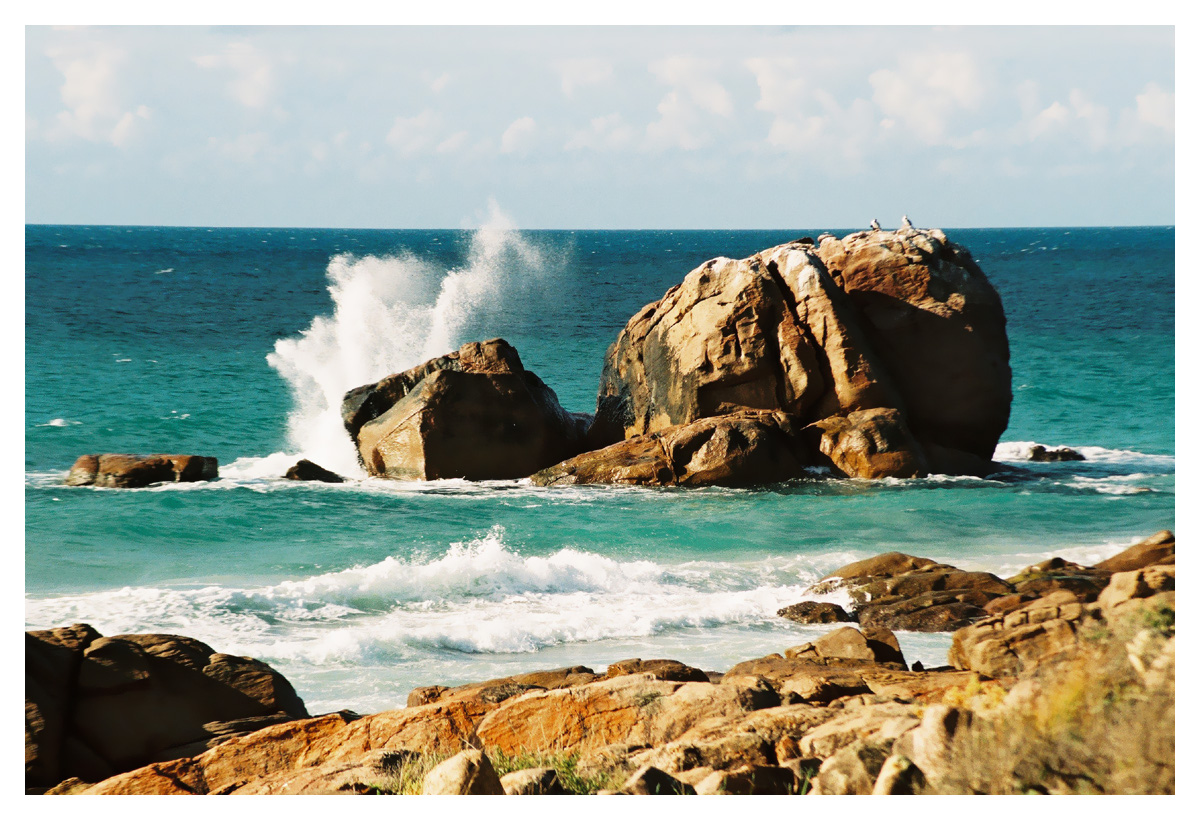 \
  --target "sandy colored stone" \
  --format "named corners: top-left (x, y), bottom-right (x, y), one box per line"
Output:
top-left (422, 749), bottom-right (504, 795)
